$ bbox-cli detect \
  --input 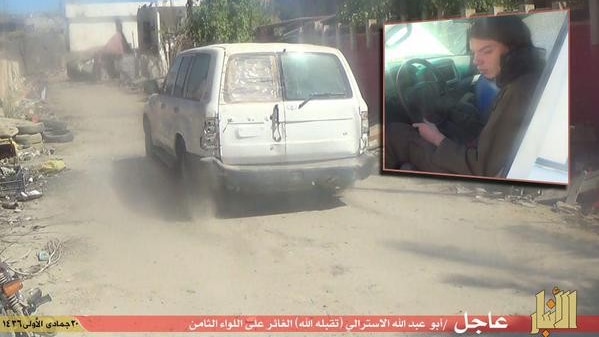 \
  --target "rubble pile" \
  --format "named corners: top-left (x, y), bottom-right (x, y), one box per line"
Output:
top-left (0, 76), bottom-right (69, 280)
top-left (453, 181), bottom-right (599, 228)
top-left (0, 73), bottom-right (73, 150)
top-left (1, 78), bottom-right (68, 199)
